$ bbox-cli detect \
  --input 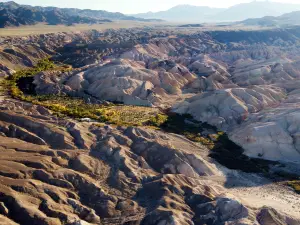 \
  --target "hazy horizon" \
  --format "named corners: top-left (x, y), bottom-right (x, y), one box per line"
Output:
top-left (2, 0), bottom-right (300, 14)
